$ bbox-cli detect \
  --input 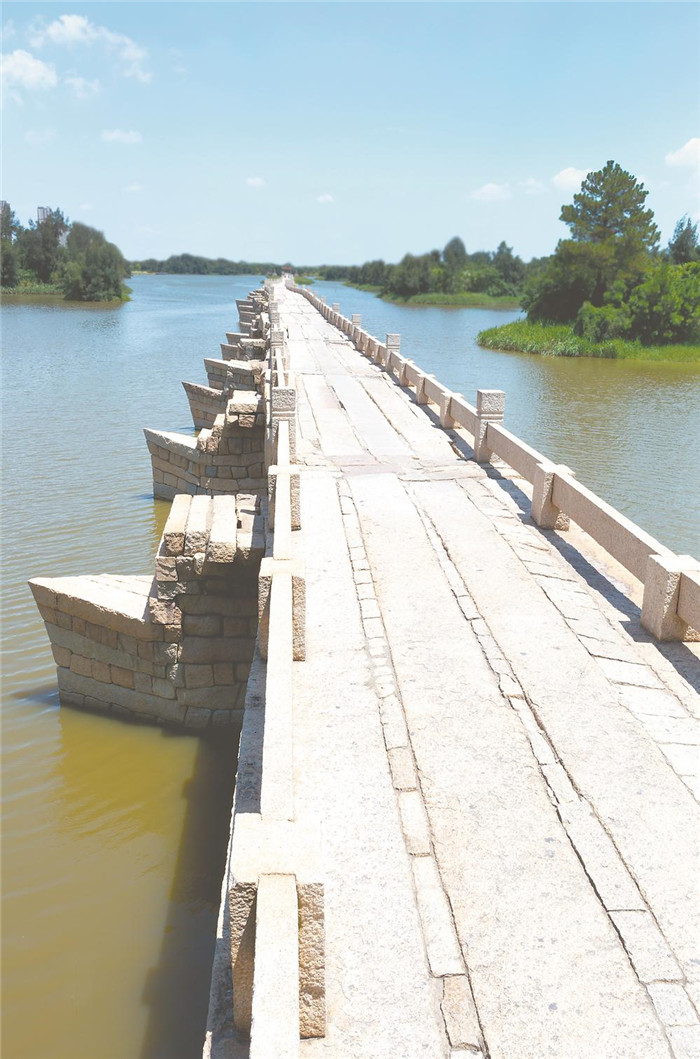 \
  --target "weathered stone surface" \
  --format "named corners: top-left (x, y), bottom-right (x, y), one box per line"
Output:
top-left (441, 975), bottom-right (483, 1051)
top-left (298, 882), bottom-right (326, 1038)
